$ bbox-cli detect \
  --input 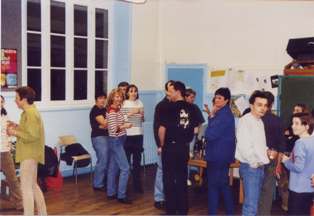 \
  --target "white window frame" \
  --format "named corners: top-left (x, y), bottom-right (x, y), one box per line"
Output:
top-left (21, 0), bottom-right (113, 110)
